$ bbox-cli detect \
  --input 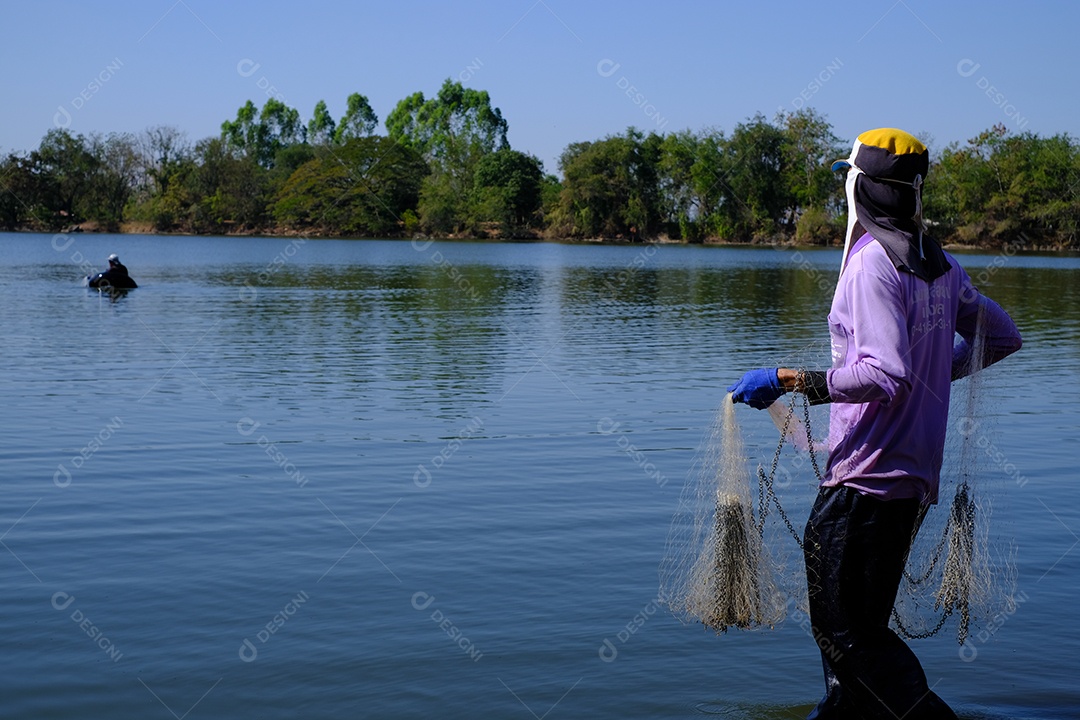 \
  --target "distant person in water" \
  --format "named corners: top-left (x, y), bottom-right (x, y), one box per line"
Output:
top-left (87, 253), bottom-right (138, 289)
